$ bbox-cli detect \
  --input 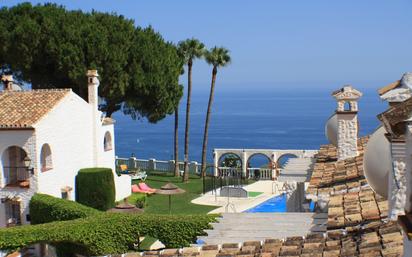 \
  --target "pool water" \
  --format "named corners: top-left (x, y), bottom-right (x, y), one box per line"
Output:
top-left (244, 194), bottom-right (315, 213)
top-left (245, 193), bottom-right (287, 213)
